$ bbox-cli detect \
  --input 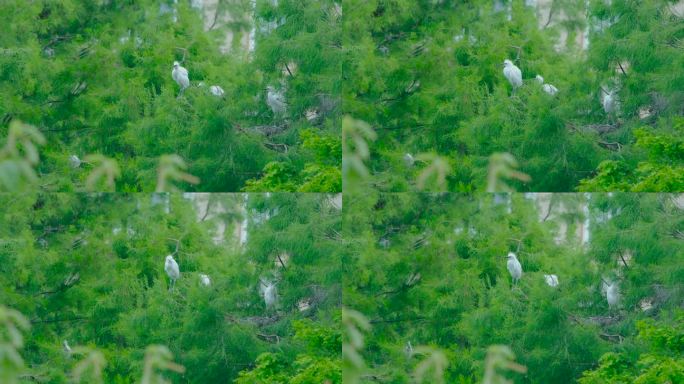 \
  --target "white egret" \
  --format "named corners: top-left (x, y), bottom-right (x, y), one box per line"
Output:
top-left (164, 255), bottom-right (180, 289)
top-left (199, 273), bottom-right (211, 287)
top-left (209, 85), bottom-right (224, 97)
top-left (63, 340), bottom-right (72, 357)
top-left (503, 59), bottom-right (523, 89)
top-left (405, 341), bottom-right (414, 358)
top-left (604, 281), bottom-right (619, 309)
top-left (171, 61), bottom-right (190, 93)
top-left (403, 153), bottom-right (415, 167)
top-left (261, 281), bottom-right (278, 308)
top-left (506, 252), bottom-right (522, 284)
top-left (542, 84), bottom-right (559, 96)
top-left (602, 89), bottom-right (619, 115)
top-left (266, 86), bottom-right (287, 116)
top-left (69, 155), bottom-right (81, 168)
top-left (535, 75), bottom-right (558, 95)
top-left (544, 274), bottom-right (559, 287)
